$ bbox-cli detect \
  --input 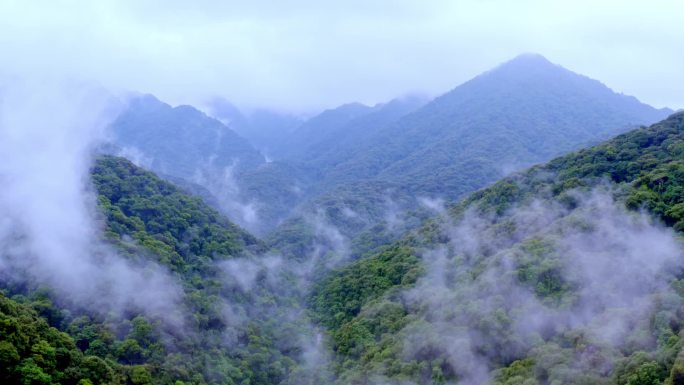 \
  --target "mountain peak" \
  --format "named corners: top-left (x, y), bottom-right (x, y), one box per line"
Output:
top-left (508, 52), bottom-right (552, 64)
top-left (493, 53), bottom-right (560, 73)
